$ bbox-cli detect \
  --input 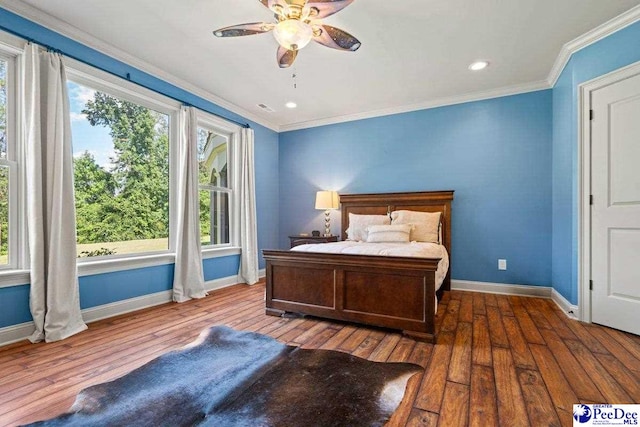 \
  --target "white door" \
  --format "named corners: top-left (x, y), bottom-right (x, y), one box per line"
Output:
top-left (591, 71), bottom-right (640, 335)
